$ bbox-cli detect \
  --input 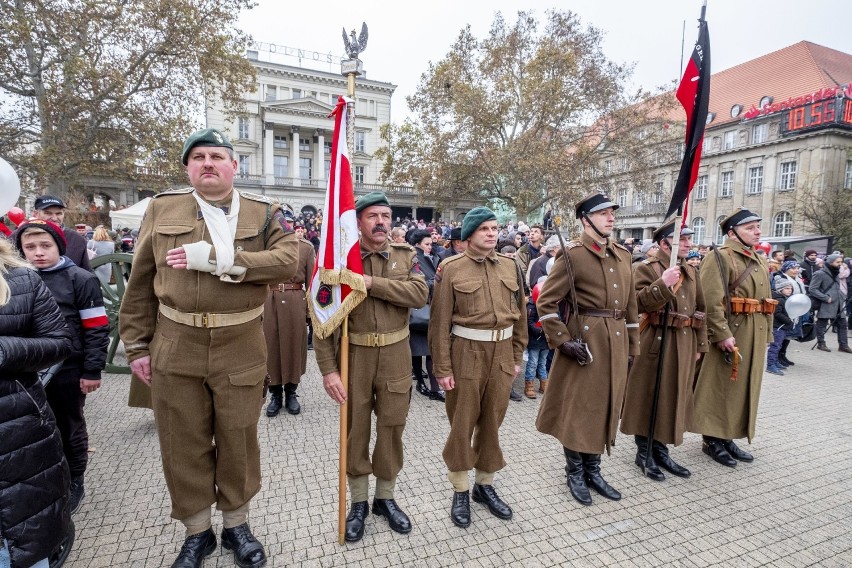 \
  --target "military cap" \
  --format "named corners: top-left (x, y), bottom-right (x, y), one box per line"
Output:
top-left (181, 128), bottom-right (233, 165)
top-left (575, 192), bottom-right (619, 219)
top-left (449, 227), bottom-right (462, 241)
top-left (15, 218), bottom-right (67, 256)
top-left (720, 208), bottom-right (762, 234)
top-left (653, 219), bottom-right (695, 243)
top-left (461, 206), bottom-right (497, 241)
top-left (34, 195), bottom-right (66, 210)
top-left (355, 191), bottom-right (390, 213)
